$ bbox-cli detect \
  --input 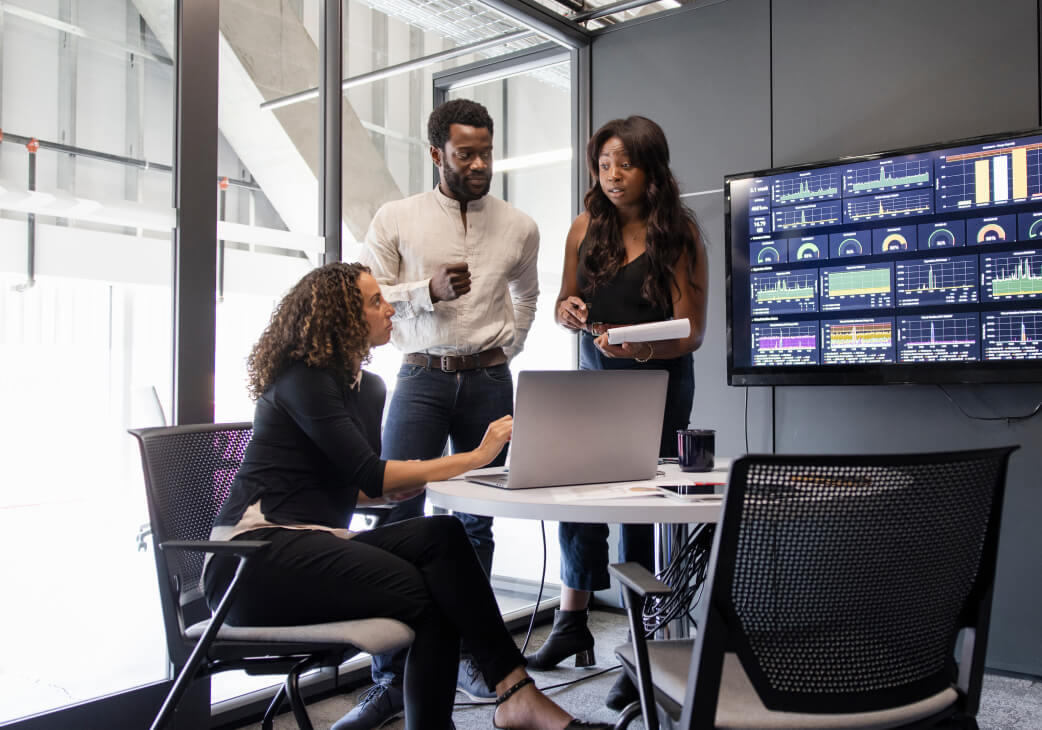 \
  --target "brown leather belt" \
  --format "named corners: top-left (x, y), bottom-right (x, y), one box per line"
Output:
top-left (403, 347), bottom-right (507, 373)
